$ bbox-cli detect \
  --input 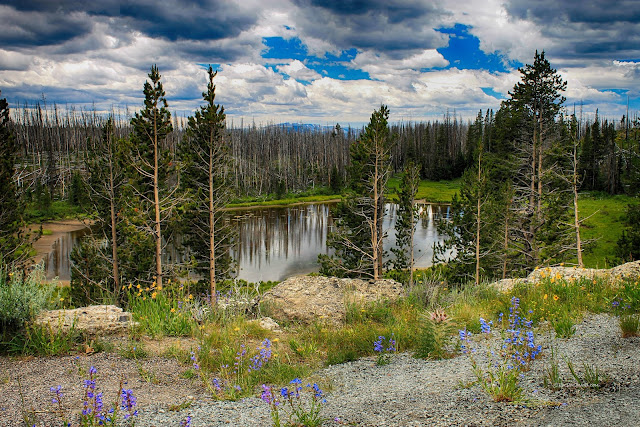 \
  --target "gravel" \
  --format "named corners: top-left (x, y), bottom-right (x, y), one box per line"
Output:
top-left (2, 313), bottom-right (639, 426)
